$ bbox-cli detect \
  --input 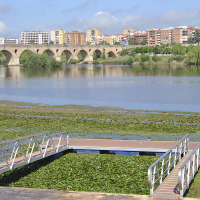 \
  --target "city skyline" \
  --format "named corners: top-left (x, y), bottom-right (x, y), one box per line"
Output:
top-left (0, 0), bottom-right (200, 38)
